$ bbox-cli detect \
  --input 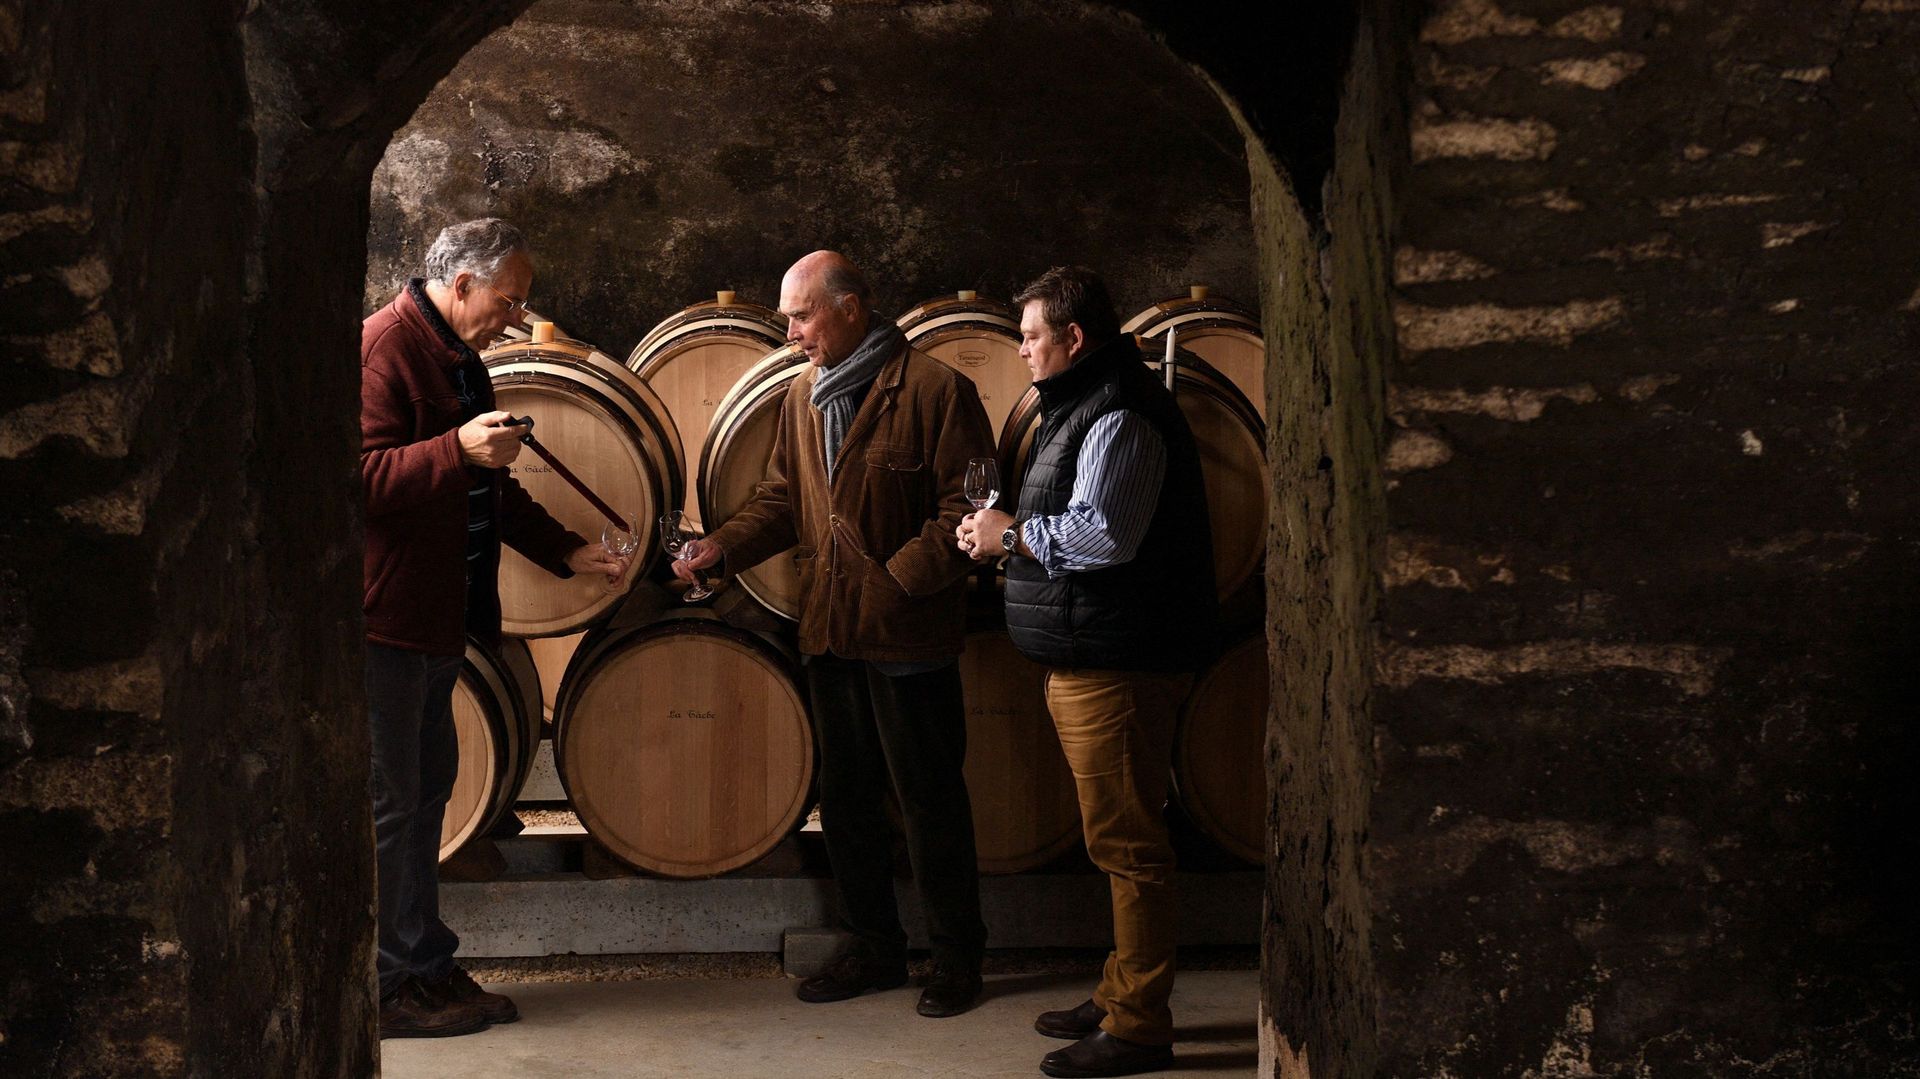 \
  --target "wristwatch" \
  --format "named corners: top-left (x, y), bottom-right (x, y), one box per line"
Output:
top-left (1001, 523), bottom-right (1020, 557)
